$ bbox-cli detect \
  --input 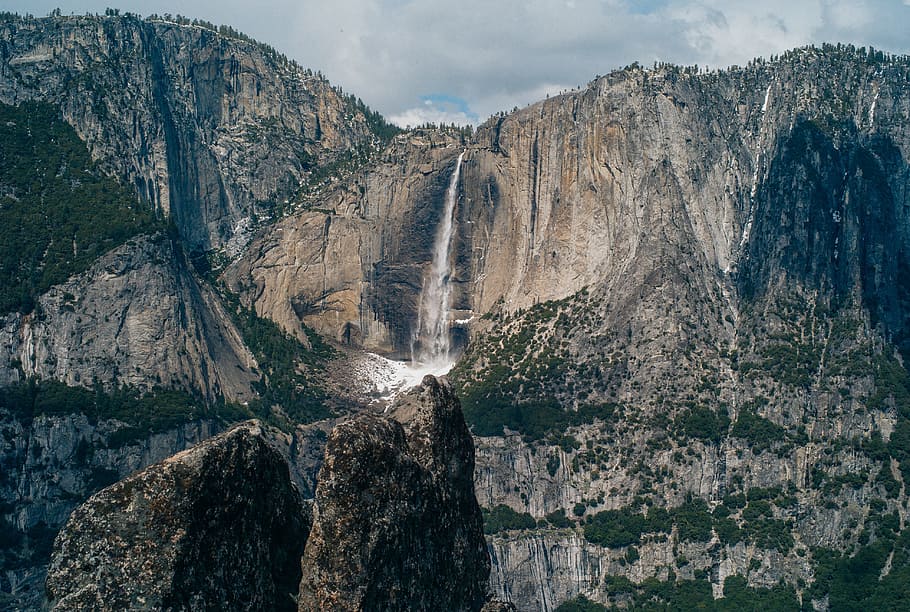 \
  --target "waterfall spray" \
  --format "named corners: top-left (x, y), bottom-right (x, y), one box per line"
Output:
top-left (412, 150), bottom-right (465, 367)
